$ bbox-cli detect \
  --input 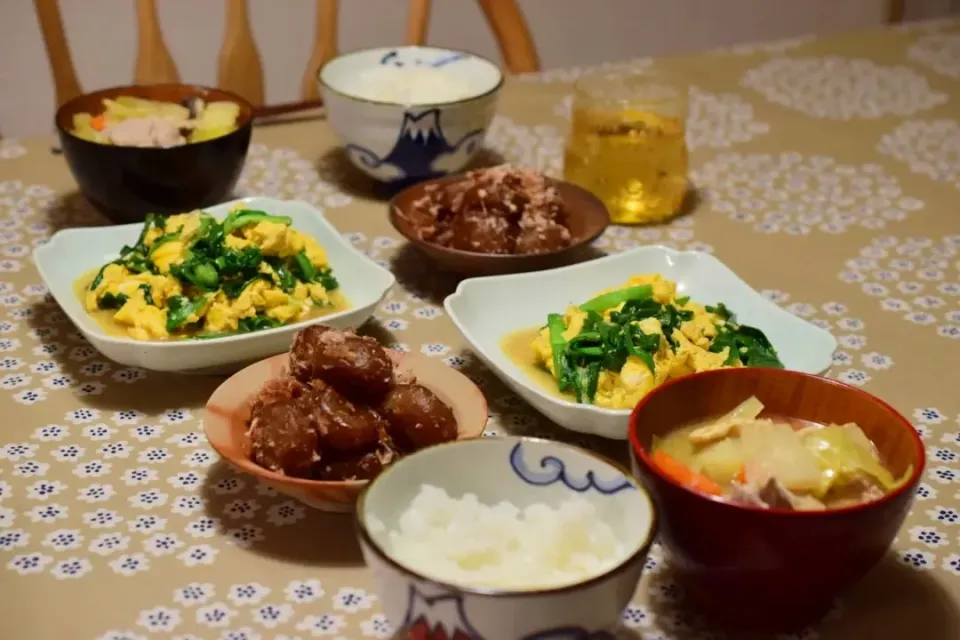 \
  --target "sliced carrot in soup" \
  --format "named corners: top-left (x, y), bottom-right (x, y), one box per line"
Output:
top-left (735, 465), bottom-right (747, 484)
top-left (652, 450), bottom-right (724, 496)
